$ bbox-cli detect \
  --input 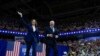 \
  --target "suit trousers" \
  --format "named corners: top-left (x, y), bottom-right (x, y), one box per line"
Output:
top-left (25, 40), bottom-right (37, 56)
